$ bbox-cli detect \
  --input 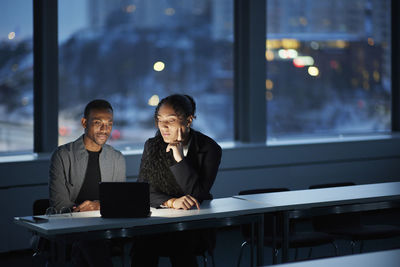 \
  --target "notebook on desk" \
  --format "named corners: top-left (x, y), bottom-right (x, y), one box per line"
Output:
top-left (99, 182), bottom-right (150, 218)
